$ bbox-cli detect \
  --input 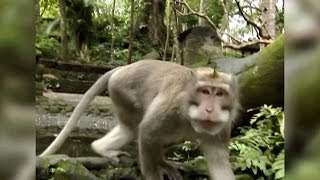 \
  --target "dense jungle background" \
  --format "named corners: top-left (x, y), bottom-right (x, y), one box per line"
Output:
top-left (34, 0), bottom-right (285, 179)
